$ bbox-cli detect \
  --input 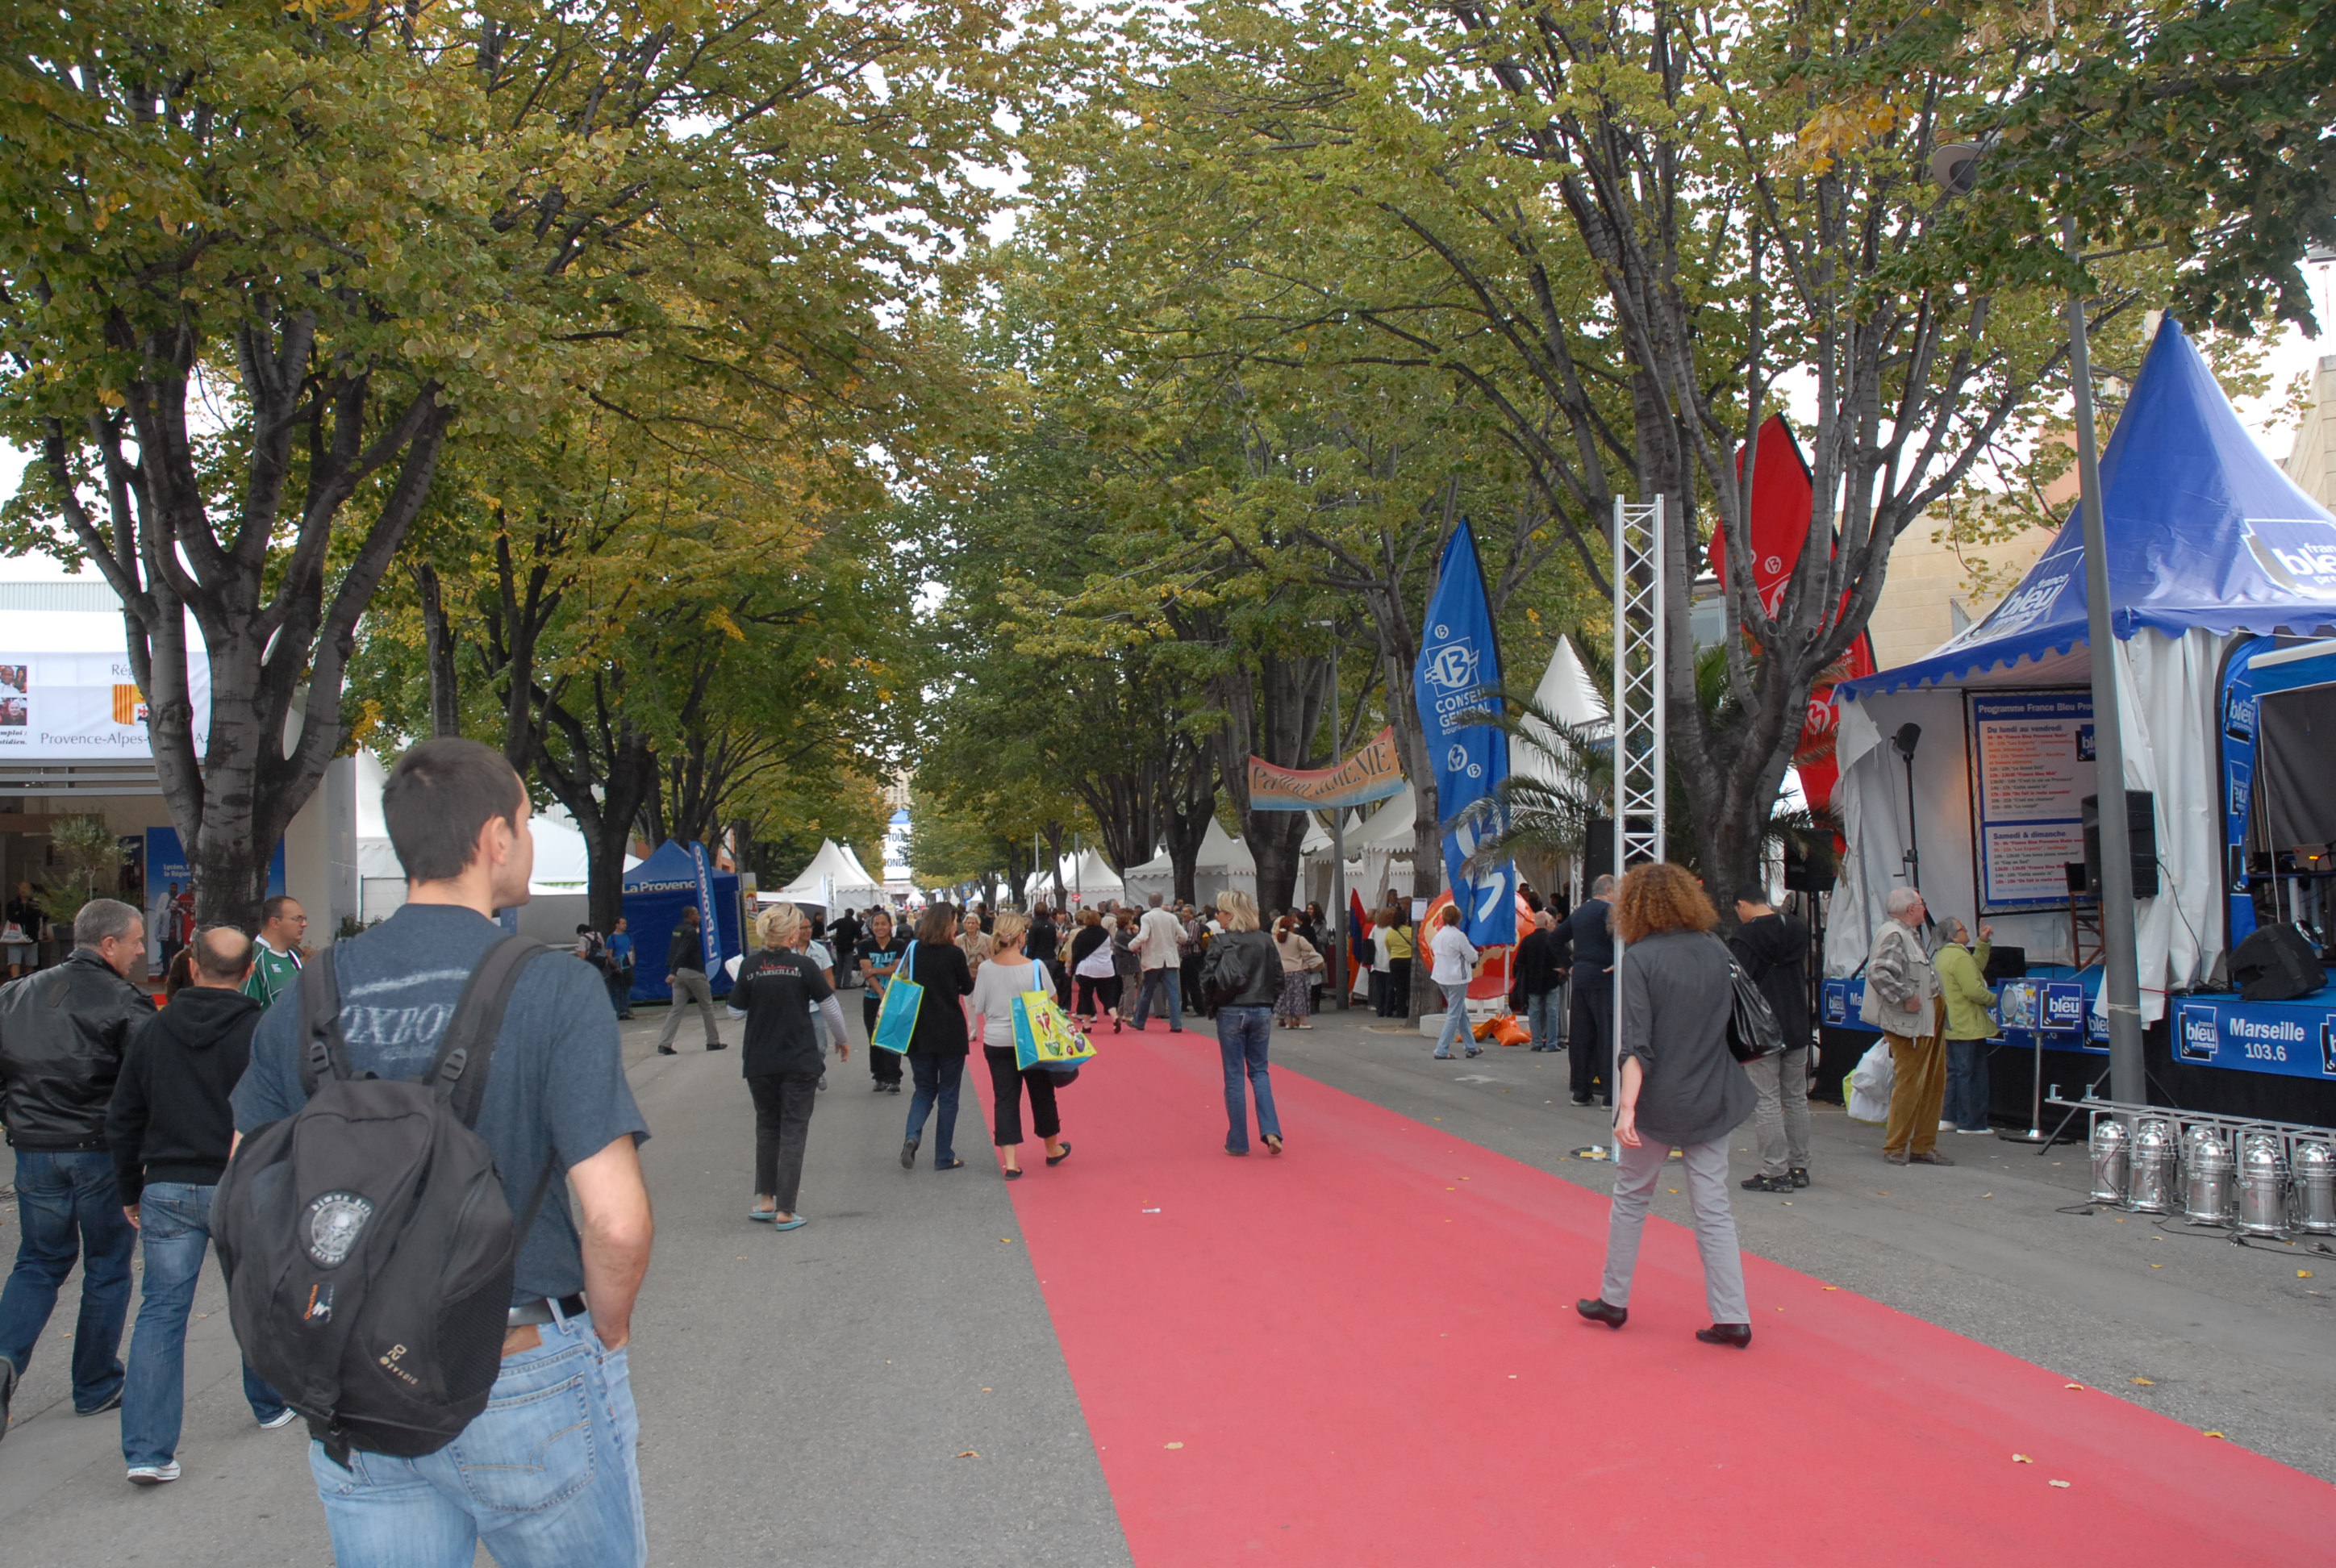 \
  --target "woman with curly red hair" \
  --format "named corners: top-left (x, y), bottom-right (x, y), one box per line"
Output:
top-left (1575, 862), bottom-right (1756, 1349)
